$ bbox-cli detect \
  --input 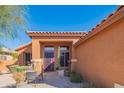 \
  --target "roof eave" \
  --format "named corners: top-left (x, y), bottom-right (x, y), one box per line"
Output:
top-left (74, 6), bottom-right (124, 47)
